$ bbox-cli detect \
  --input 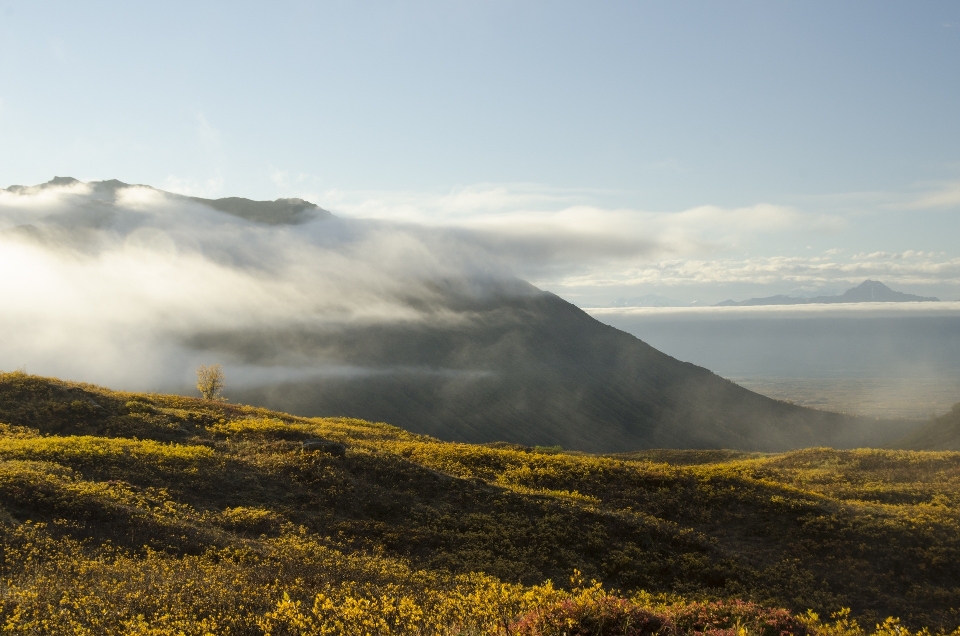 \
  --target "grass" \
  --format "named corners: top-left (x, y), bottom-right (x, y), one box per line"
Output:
top-left (1, 371), bottom-right (959, 634)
